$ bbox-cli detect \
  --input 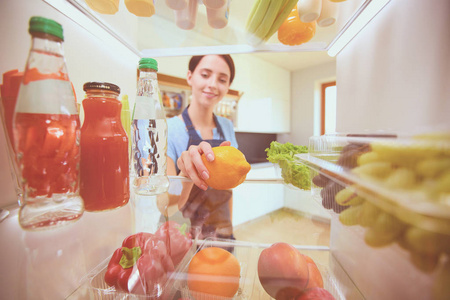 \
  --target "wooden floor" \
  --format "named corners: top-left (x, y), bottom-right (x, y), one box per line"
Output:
top-left (233, 208), bottom-right (331, 267)
top-left (233, 207), bottom-right (330, 246)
